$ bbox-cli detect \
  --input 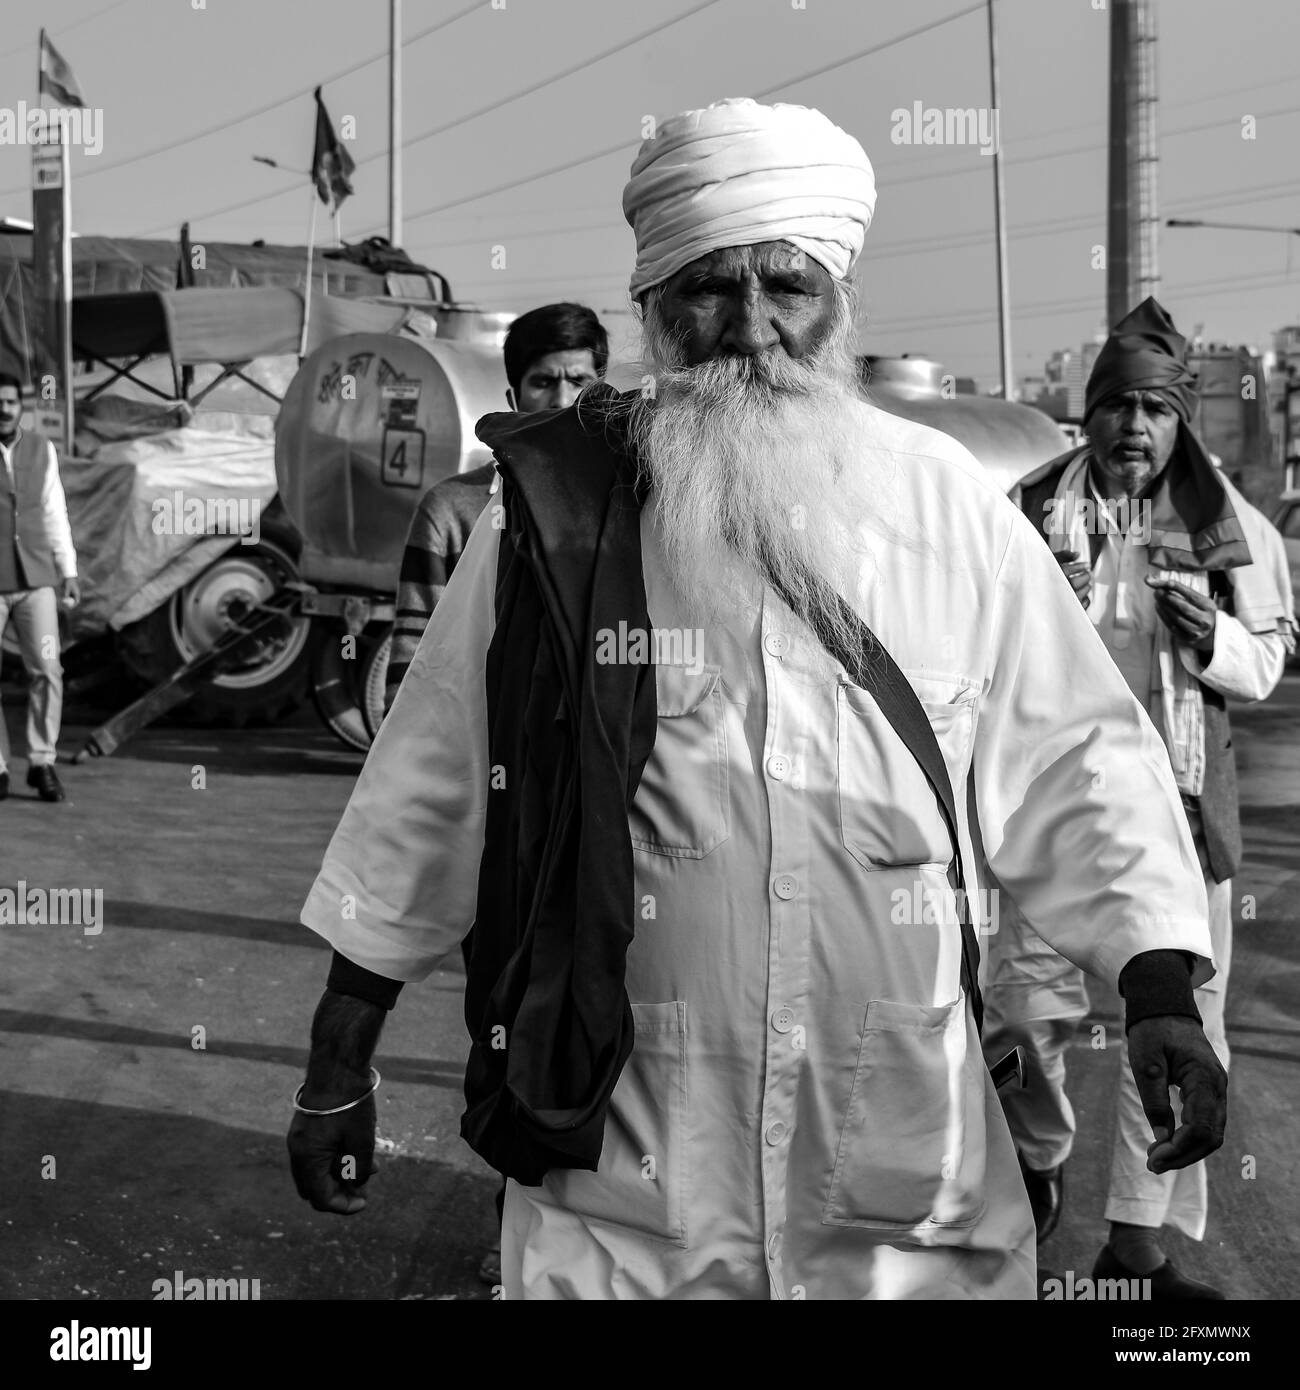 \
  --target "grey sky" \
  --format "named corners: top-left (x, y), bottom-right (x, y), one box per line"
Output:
top-left (1, 0), bottom-right (1297, 385)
